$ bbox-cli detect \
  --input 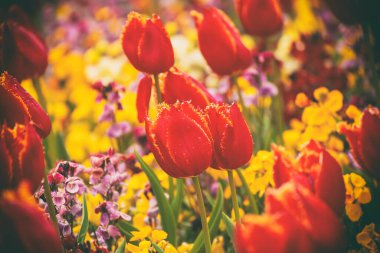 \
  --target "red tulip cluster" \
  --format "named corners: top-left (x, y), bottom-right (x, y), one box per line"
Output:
top-left (146, 101), bottom-right (253, 178)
